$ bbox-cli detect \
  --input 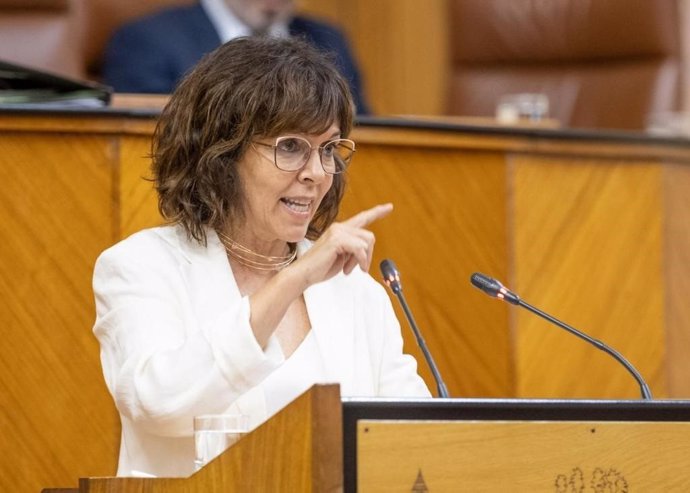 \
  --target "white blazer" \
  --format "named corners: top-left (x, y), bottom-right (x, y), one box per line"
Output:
top-left (93, 225), bottom-right (430, 477)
